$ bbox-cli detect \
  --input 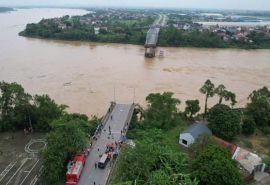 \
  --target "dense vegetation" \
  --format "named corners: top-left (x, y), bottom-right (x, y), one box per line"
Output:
top-left (191, 144), bottom-right (244, 185)
top-left (0, 81), bottom-right (68, 131)
top-left (207, 104), bottom-right (241, 142)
